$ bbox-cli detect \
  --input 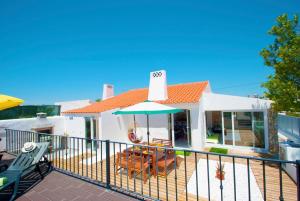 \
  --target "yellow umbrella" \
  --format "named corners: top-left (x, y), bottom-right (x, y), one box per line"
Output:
top-left (0, 94), bottom-right (24, 111)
